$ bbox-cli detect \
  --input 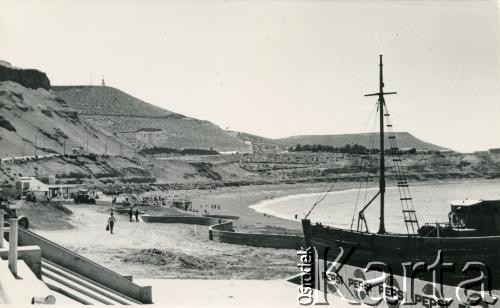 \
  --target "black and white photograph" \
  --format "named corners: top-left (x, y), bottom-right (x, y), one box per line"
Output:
top-left (0, 0), bottom-right (499, 307)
